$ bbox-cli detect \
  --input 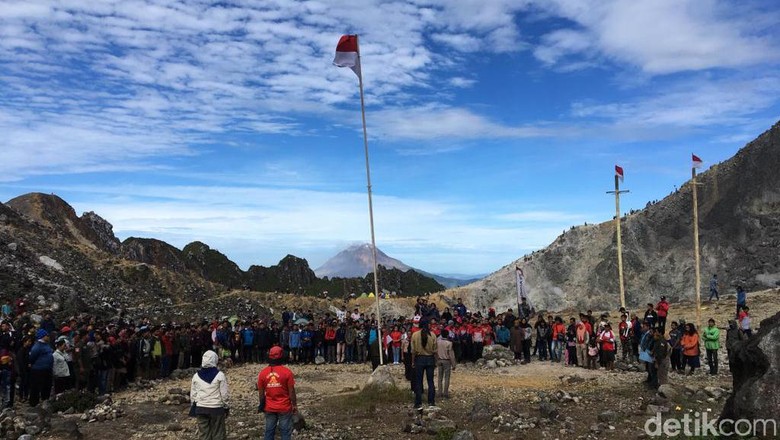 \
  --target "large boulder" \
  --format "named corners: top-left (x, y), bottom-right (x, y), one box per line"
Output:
top-left (365, 365), bottom-right (396, 390)
top-left (721, 311), bottom-right (780, 425)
